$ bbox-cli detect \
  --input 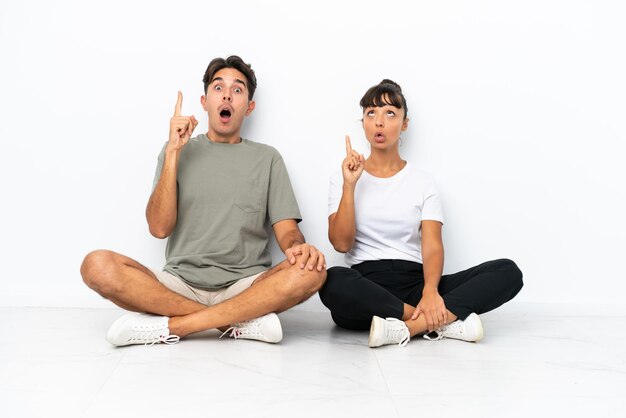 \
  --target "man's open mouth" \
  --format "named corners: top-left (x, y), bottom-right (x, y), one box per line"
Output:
top-left (218, 105), bottom-right (233, 122)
